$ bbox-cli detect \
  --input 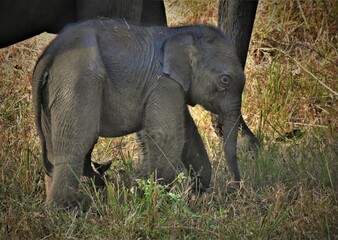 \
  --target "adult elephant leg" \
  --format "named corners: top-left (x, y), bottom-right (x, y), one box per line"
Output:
top-left (239, 115), bottom-right (260, 151)
top-left (218, 0), bottom-right (258, 69)
top-left (182, 107), bottom-right (211, 189)
top-left (141, 0), bottom-right (167, 26)
top-left (138, 80), bottom-right (185, 183)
